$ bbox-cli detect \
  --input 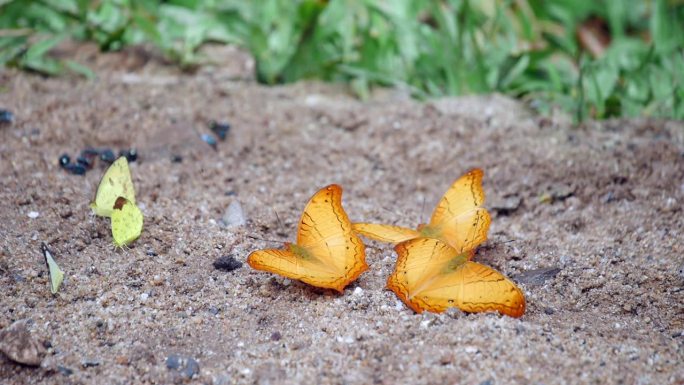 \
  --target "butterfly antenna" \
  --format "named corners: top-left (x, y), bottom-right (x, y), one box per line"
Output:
top-left (419, 195), bottom-right (427, 224)
top-left (247, 235), bottom-right (287, 245)
top-left (273, 208), bottom-right (285, 232)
